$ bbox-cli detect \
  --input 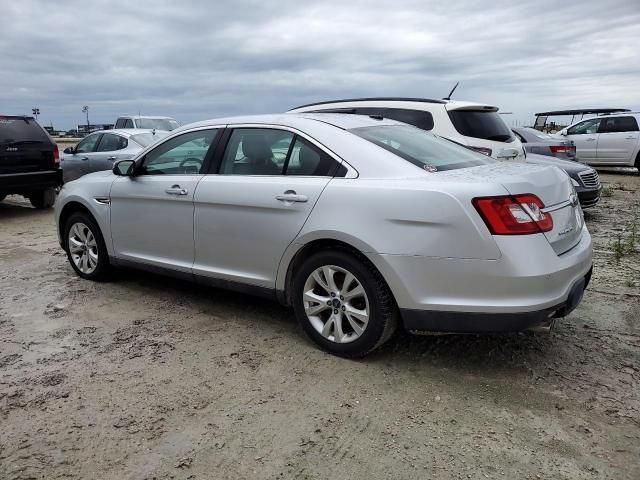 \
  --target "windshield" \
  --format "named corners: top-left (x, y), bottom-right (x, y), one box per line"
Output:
top-left (130, 131), bottom-right (168, 147)
top-left (349, 124), bottom-right (495, 172)
top-left (136, 118), bottom-right (180, 131)
top-left (0, 116), bottom-right (50, 144)
top-left (448, 110), bottom-right (515, 142)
